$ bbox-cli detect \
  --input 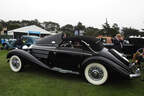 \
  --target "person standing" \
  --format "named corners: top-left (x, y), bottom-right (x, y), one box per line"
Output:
top-left (113, 34), bottom-right (124, 53)
top-left (98, 35), bottom-right (104, 42)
